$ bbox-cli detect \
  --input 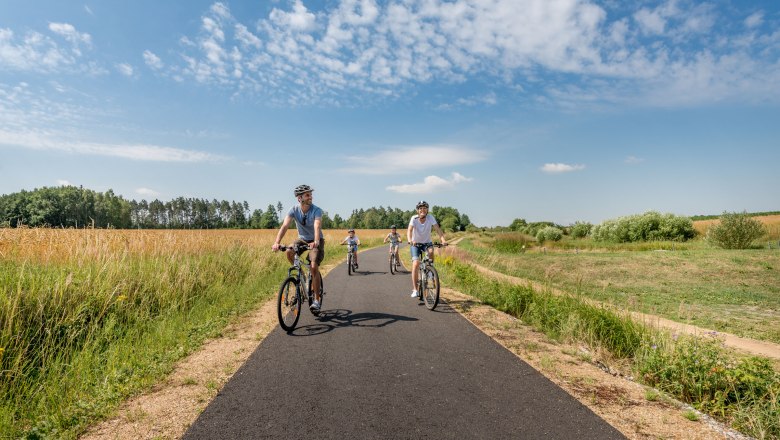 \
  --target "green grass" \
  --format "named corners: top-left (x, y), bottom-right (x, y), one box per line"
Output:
top-left (457, 235), bottom-right (780, 343)
top-left (436, 257), bottom-right (780, 439)
top-left (0, 239), bottom-right (354, 439)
